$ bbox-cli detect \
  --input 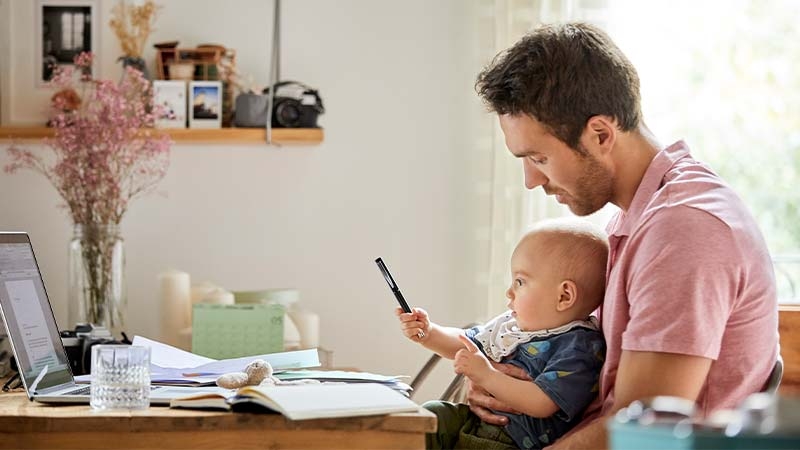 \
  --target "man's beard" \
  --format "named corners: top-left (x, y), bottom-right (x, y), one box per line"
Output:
top-left (563, 147), bottom-right (614, 216)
